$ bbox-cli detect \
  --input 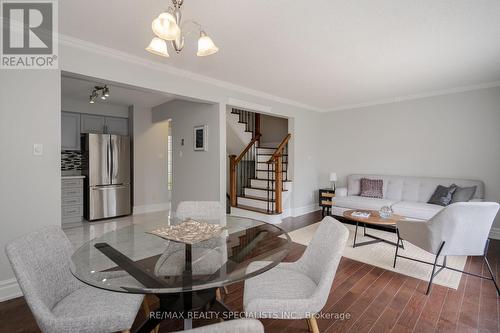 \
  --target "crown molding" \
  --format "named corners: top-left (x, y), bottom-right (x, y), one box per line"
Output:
top-left (58, 34), bottom-right (322, 113)
top-left (325, 81), bottom-right (500, 113)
